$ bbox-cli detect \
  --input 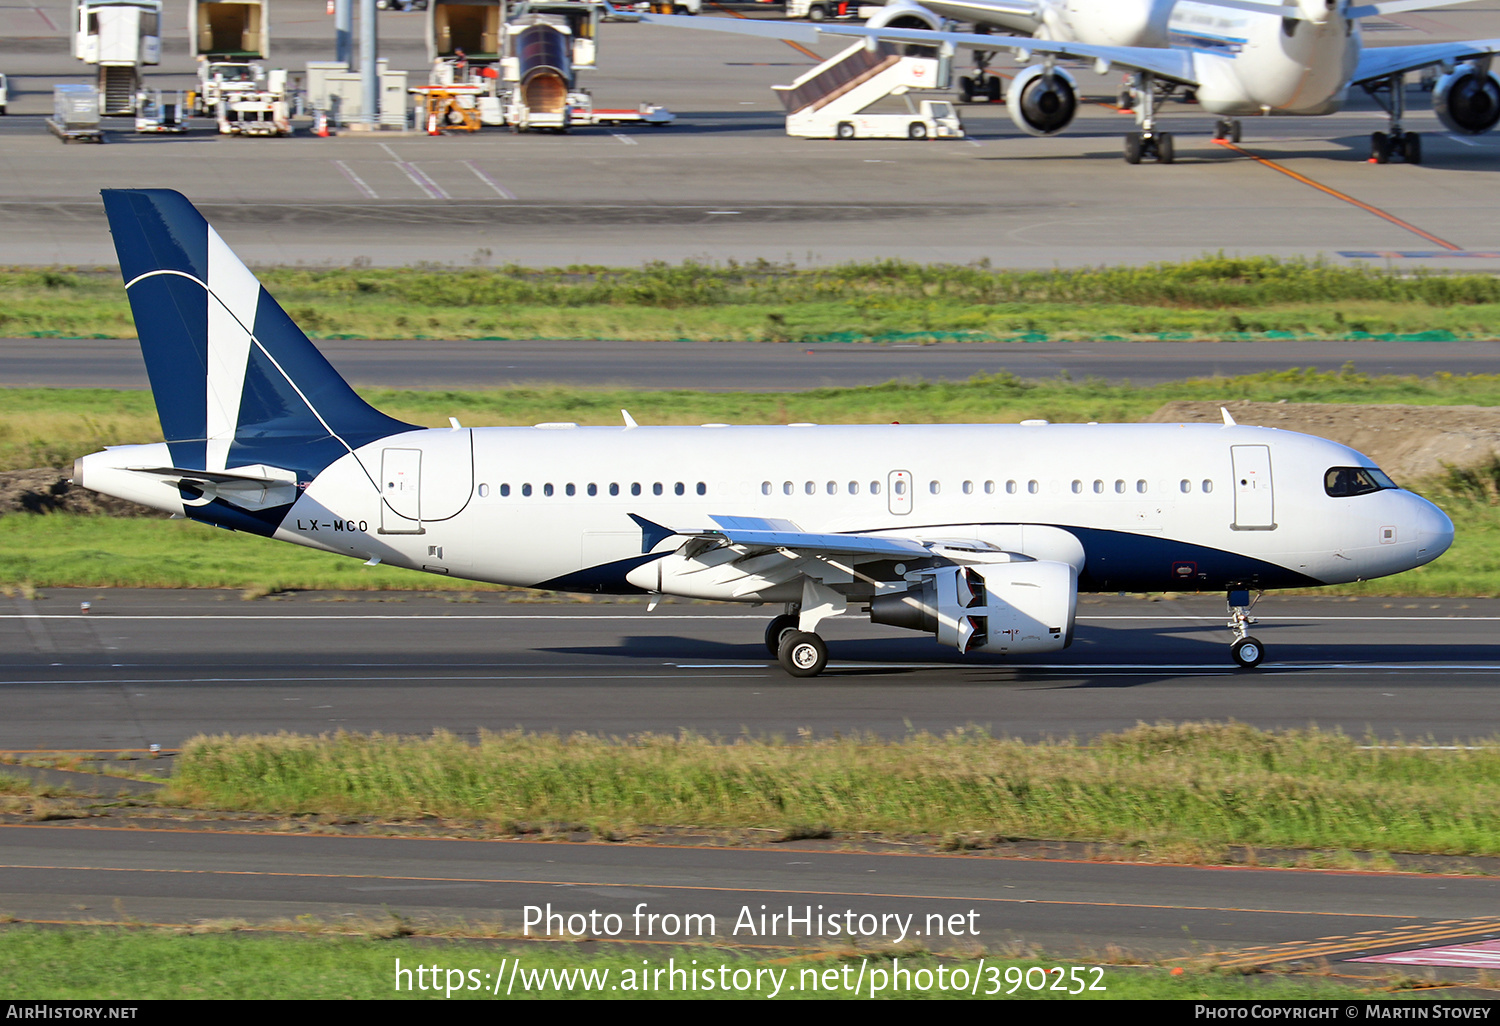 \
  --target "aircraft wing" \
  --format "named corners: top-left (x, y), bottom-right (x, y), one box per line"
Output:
top-left (1353, 39), bottom-right (1500, 84)
top-left (702, 515), bottom-right (933, 558)
top-left (640, 14), bottom-right (1199, 85)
